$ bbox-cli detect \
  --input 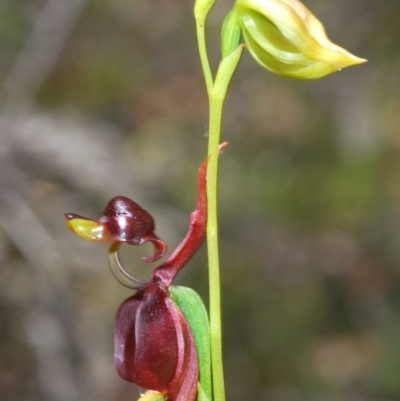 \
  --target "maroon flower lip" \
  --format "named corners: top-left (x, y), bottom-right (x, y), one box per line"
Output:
top-left (64, 143), bottom-right (227, 401)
